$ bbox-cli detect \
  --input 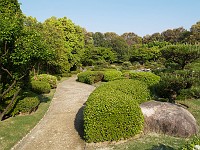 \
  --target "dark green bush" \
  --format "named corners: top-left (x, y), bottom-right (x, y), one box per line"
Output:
top-left (32, 74), bottom-right (57, 88)
top-left (129, 72), bottom-right (160, 87)
top-left (103, 70), bottom-right (122, 82)
top-left (178, 86), bottom-right (200, 100)
top-left (11, 97), bottom-right (40, 116)
top-left (84, 89), bottom-right (144, 142)
top-left (77, 71), bottom-right (104, 84)
top-left (31, 81), bottom-right (51, 94)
